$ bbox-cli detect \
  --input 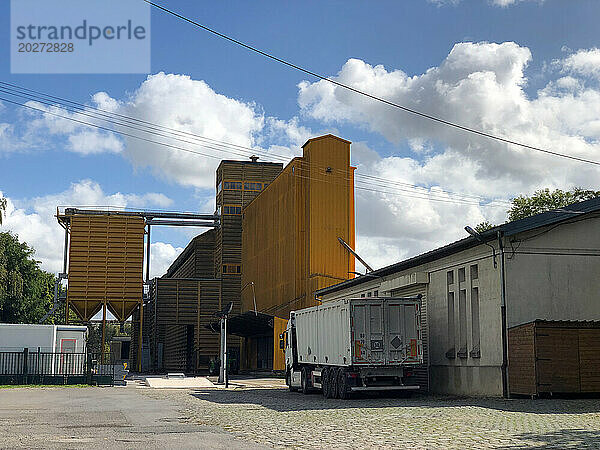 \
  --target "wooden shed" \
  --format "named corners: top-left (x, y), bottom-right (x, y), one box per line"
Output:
top-left (508, 320), bottom-right (600, 396)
